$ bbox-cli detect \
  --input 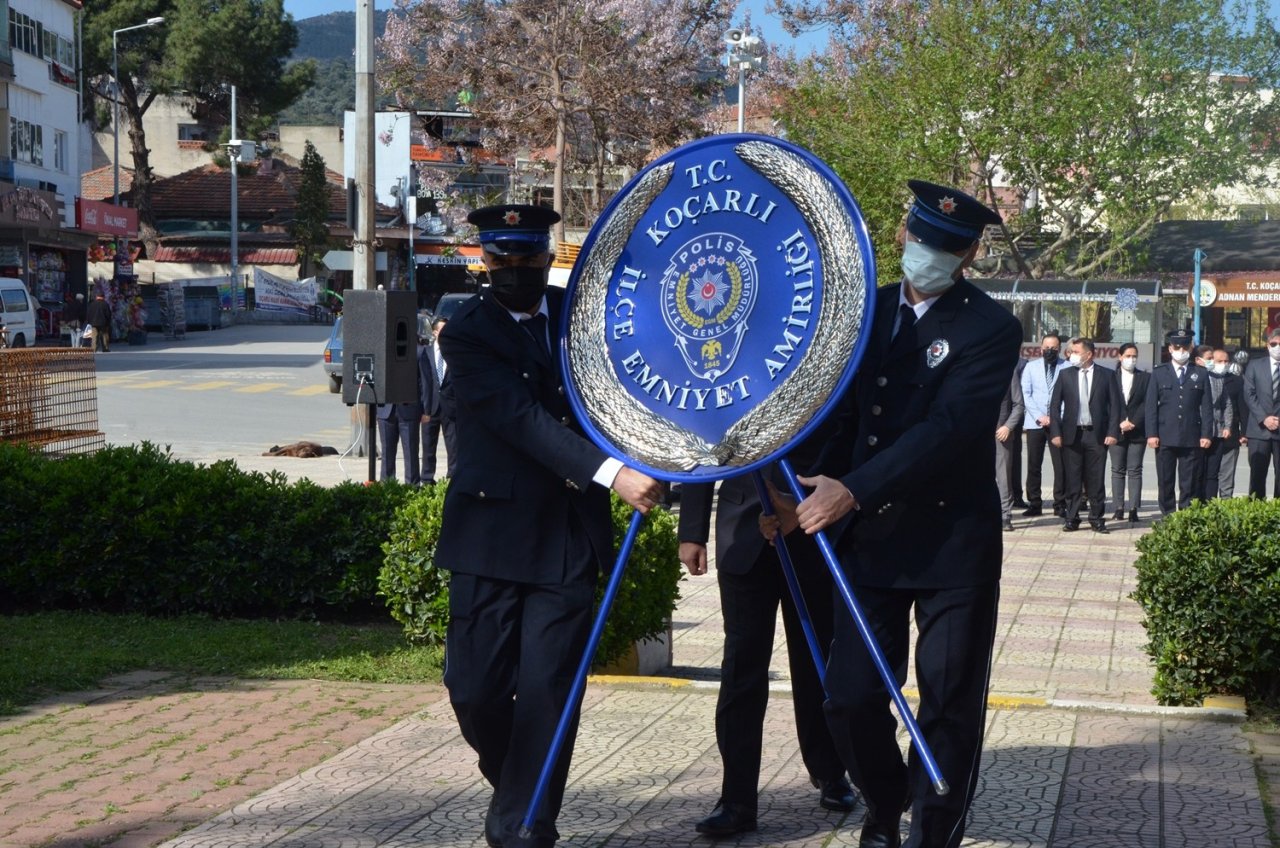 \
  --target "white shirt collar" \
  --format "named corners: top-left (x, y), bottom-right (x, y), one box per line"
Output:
top-left (505, 296), bottom-right (549, 323)
top-left (897, 287), bottom-right (940, 321)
